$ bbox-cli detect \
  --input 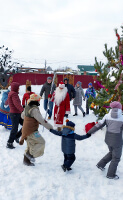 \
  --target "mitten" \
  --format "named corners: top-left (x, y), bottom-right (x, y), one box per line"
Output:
top-left (86, 133), bottom-right (91, 138)
top-left (48, 94), bottom-right (52, 99)
top-left (19, 139), bottom-right (24, 145)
